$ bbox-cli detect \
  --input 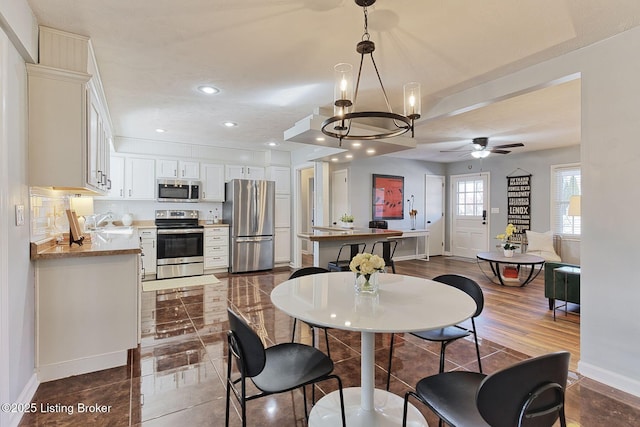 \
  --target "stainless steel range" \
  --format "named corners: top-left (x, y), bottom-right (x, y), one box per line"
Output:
top-left (155, 209), bottom-right (204, 279)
